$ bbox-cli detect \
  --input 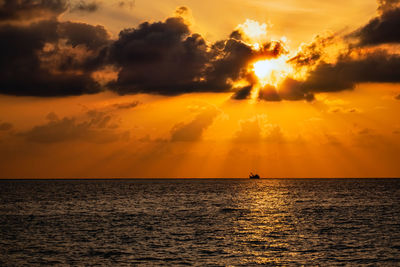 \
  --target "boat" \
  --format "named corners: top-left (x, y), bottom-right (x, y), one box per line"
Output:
top-left (249, 172), bottom-right (260, 179)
